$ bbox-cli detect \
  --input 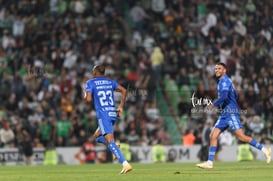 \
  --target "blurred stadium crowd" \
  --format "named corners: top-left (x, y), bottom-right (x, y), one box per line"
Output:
top-left (0, 0), bottom-right (272, 150)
